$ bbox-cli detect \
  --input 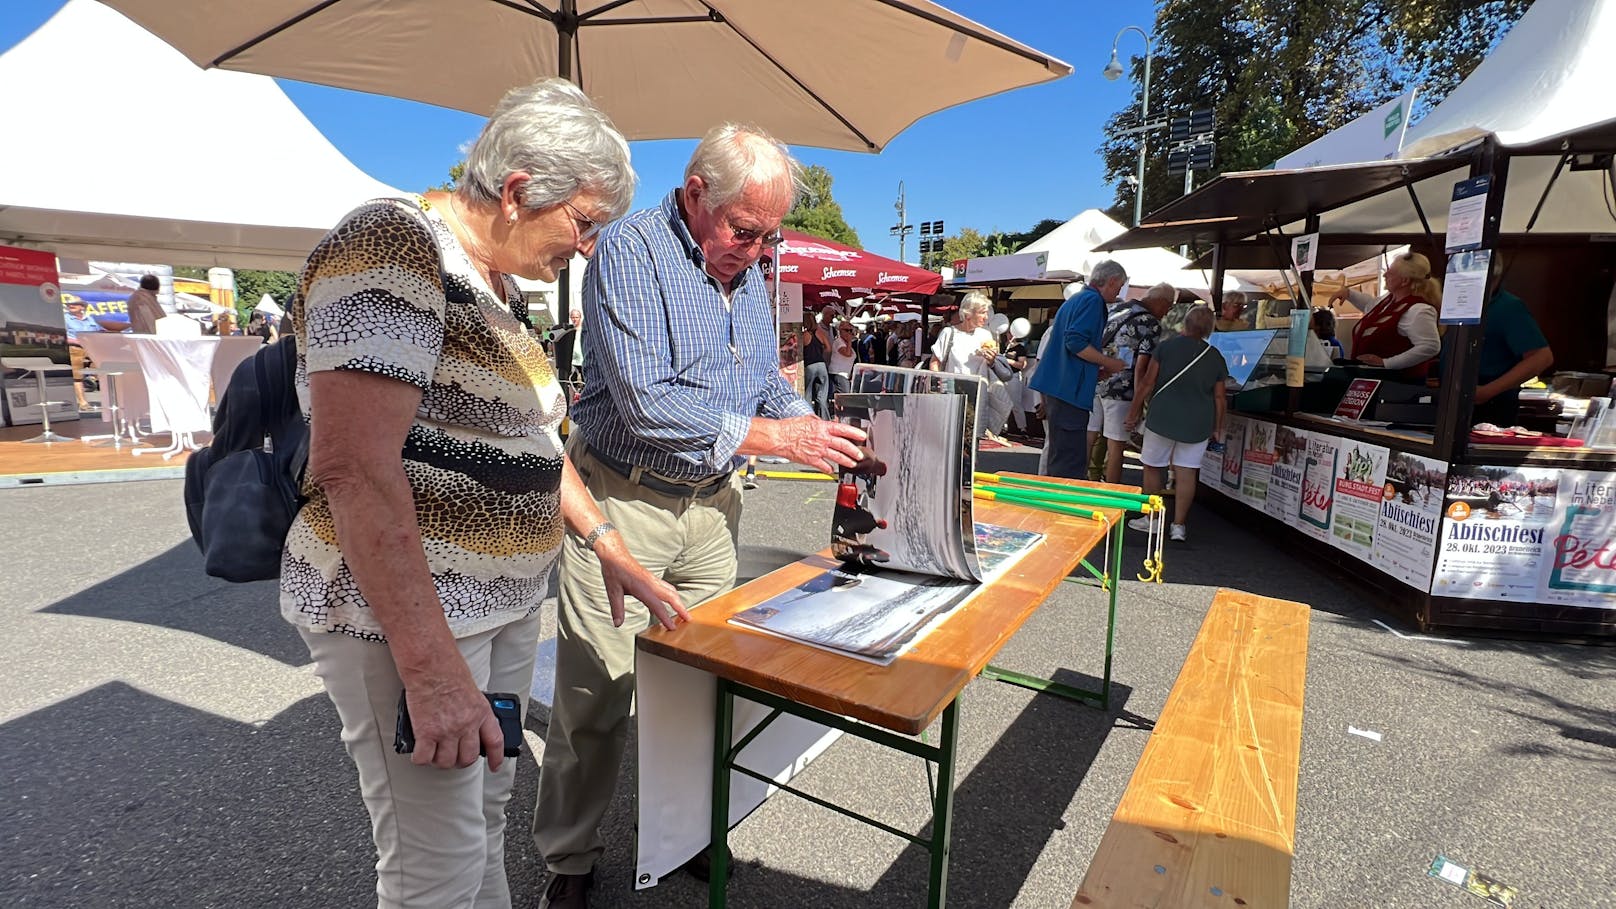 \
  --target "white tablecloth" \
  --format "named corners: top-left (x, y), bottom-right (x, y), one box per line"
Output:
top-left (75, 332), bottom-right (149, 425)
top-left (126, 336), bottom-right (218, 435)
